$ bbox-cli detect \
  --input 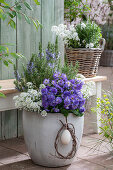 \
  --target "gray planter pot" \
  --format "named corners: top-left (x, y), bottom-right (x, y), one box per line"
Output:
top-left (23, 110), bottom-right (84, 167)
